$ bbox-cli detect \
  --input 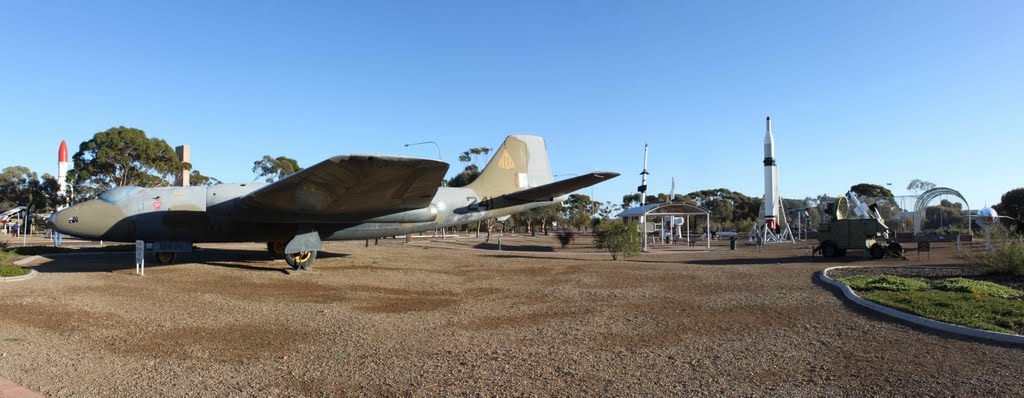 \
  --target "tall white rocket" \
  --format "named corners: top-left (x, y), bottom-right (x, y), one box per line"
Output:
top-left (58, 140), bottom-right (69, 210)
top-left (763, 116), bottom-right (779, 230)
